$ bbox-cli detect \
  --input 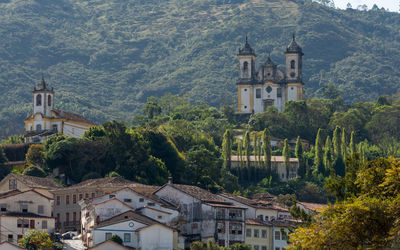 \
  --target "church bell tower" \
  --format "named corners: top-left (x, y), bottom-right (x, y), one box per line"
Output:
top-left (32, 76), bottom-right (54, 117)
